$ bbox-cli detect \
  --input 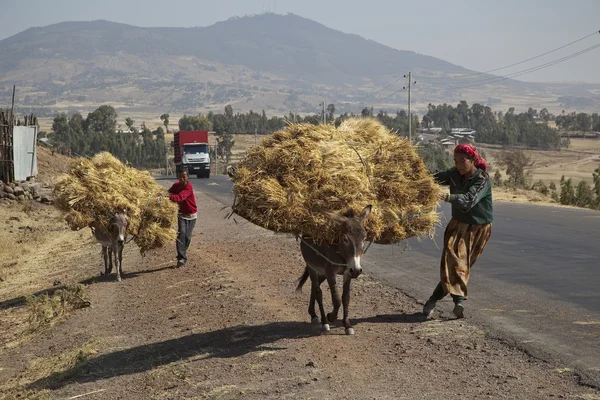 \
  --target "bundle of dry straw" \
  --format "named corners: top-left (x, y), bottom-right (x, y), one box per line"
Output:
top-left (54, 152), bottom-right (178, 254)
top-left (230, 118), bottom-right (440, 244)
